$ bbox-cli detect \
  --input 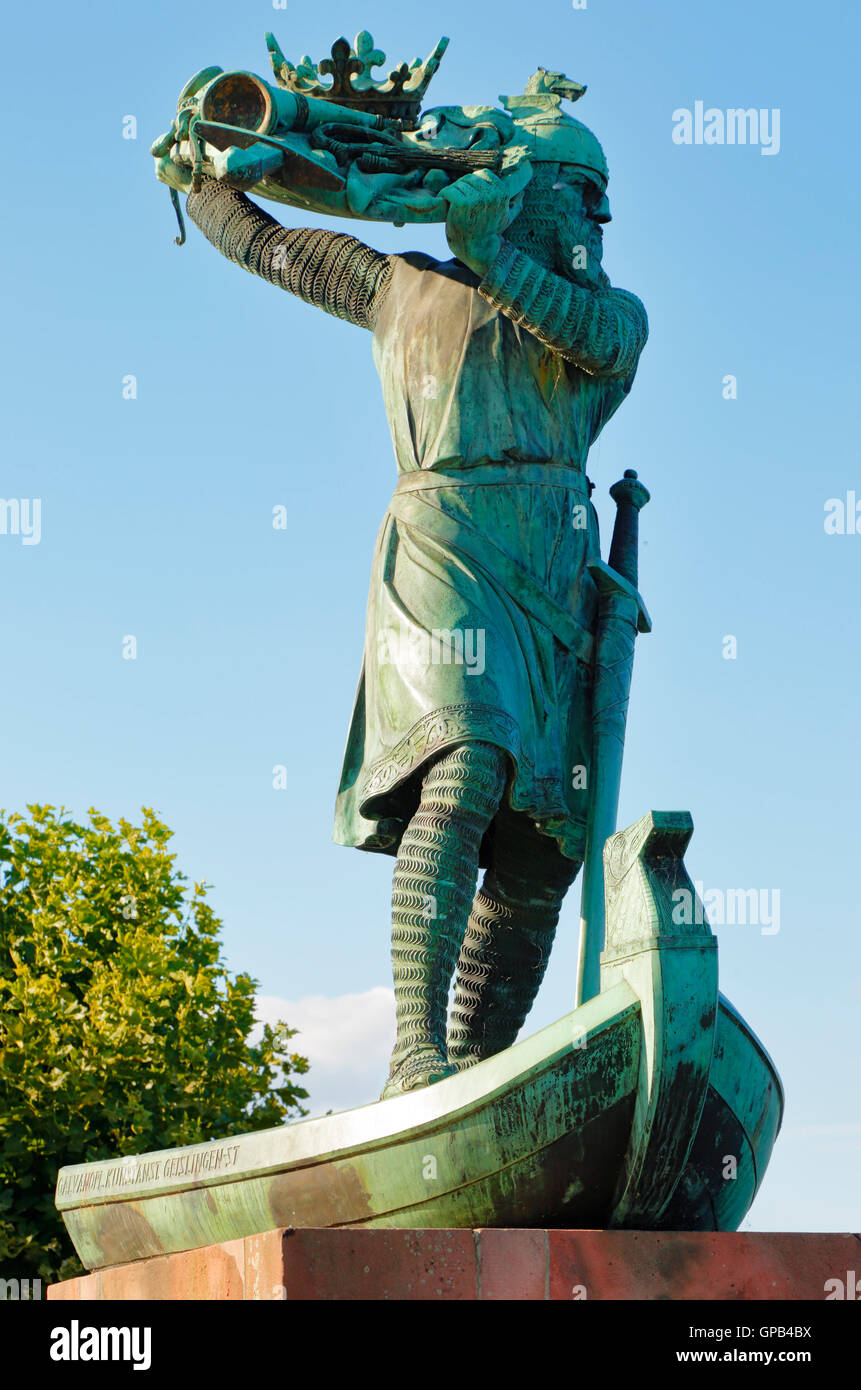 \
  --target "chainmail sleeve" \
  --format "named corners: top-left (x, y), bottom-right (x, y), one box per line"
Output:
top-left (185, 178), bottom-right (394, 331)
top-left (477, 240), bottom-right (648, 379)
